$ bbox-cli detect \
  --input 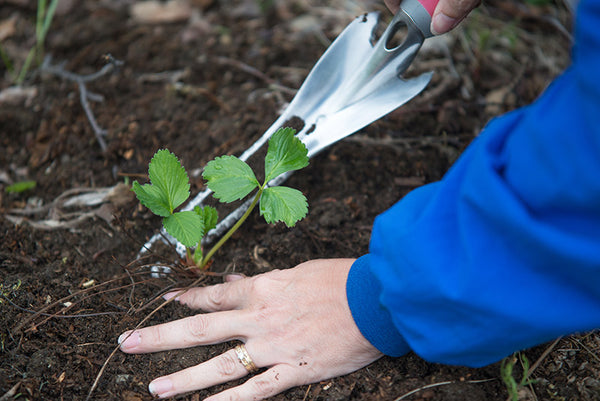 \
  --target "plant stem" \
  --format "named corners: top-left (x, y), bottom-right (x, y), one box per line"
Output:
top-left (199, 186), bottom-right (264, 269)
